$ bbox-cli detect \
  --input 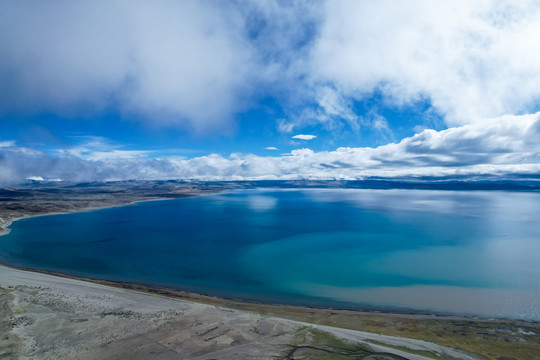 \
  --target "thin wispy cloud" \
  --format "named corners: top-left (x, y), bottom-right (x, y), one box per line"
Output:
top-left (0, 141), bottom-right (15, 148)
top-left (59, 136), bottom-right (152, 160)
